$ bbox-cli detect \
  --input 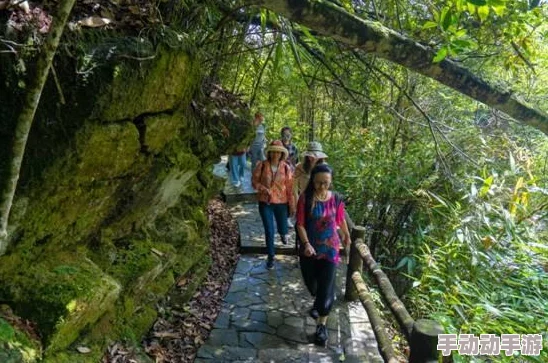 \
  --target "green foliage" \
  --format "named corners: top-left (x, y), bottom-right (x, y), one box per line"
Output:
top-left (409, 171), bottom-right (548, 361)
top-left (0, 317), bottom-right (41, 362)
top-left (208, 3), bottom-right (548, 360)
